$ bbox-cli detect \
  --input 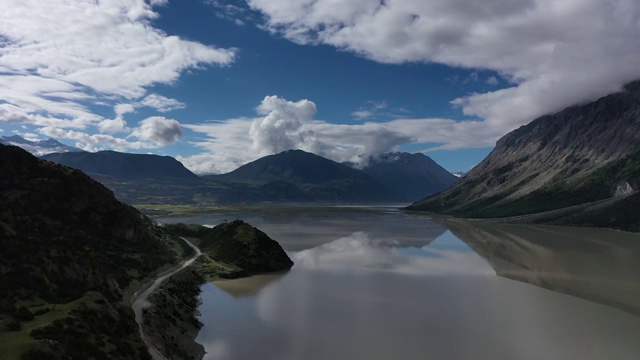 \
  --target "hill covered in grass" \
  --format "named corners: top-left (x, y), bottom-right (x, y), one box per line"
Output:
top-left (165, 221), bottom-right (294, 280)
